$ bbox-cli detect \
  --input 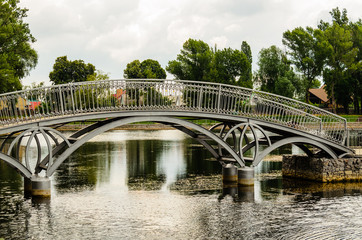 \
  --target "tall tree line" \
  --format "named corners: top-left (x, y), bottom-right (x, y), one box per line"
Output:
top-left (1, 1), bottom-right (360, 115)
top-left (281, 8), bottom-right (361, 113)
top-left (165, 39), bottom-right (253, 88)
